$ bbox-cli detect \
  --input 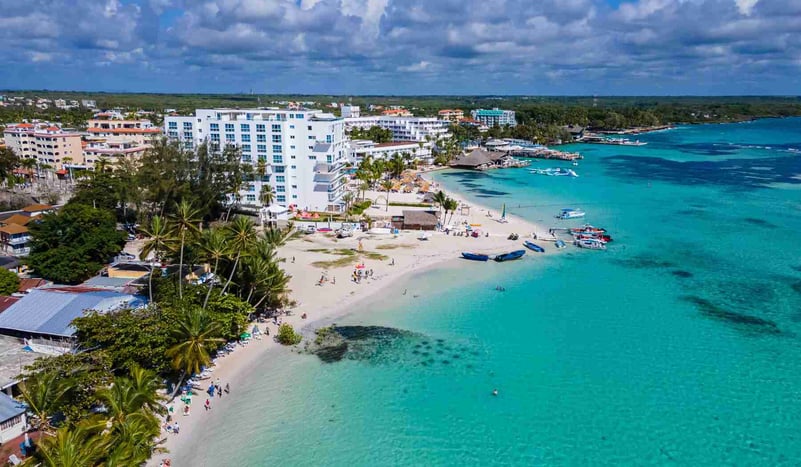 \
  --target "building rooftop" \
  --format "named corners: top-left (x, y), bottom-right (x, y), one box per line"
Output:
top-left (2, 214), bottom-right (33, 226)
top-left (21, 204), bottom-right (52, 213)
top-left (0, 389), bottom-right (25, 421)
top-left (0, 288), bottom-right (146, 338)
top-left (18, 278), bottom-right (48, 293)
top-left (0, 296), bottom-right (20, 313)
top-left (0, 224), bottom-right (28, 235)
top-left (0, 335), bottom-right (39, 391)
